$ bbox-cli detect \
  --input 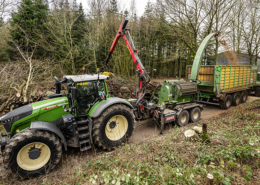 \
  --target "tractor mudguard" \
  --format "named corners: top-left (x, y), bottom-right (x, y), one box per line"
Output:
top-left (30, 121), bottom-right (67, 150)
top-left (90, 98), bottom-right (133, 118)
